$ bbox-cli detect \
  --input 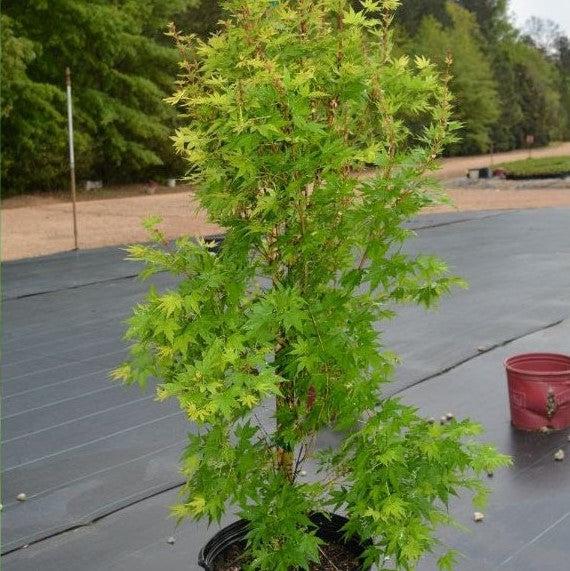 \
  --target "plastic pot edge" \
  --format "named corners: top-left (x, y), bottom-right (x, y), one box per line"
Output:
top-left (198, 512), bottom-right (371, 571)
